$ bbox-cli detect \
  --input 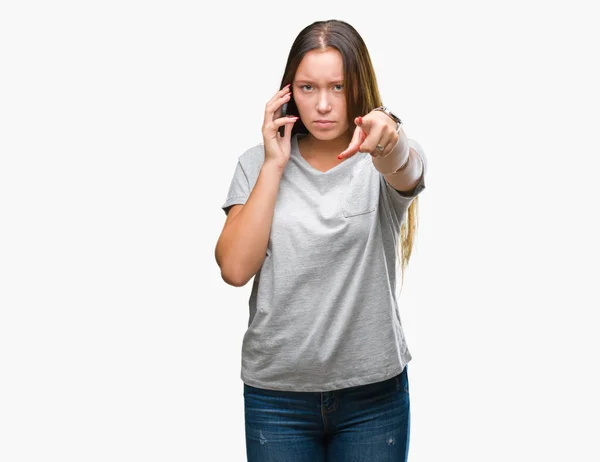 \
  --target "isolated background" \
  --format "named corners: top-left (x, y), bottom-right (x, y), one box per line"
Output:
top-left (1, 0), bottom-right (599, 460)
